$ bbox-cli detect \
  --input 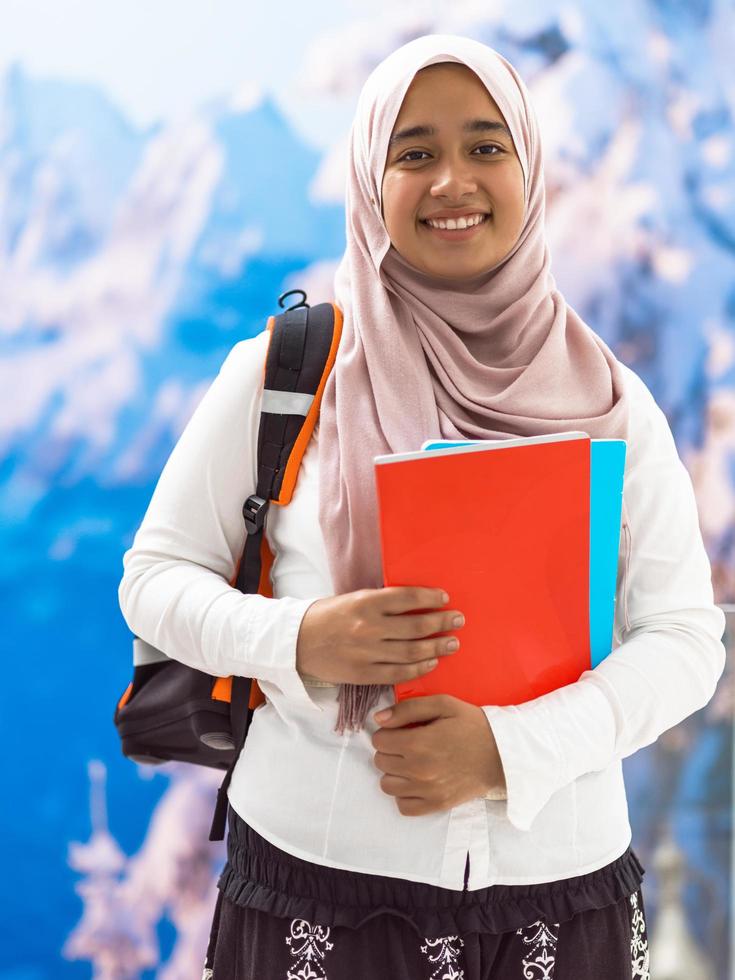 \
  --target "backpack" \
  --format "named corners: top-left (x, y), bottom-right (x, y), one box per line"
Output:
top-left (113, 290), bottom-right (343, 841)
